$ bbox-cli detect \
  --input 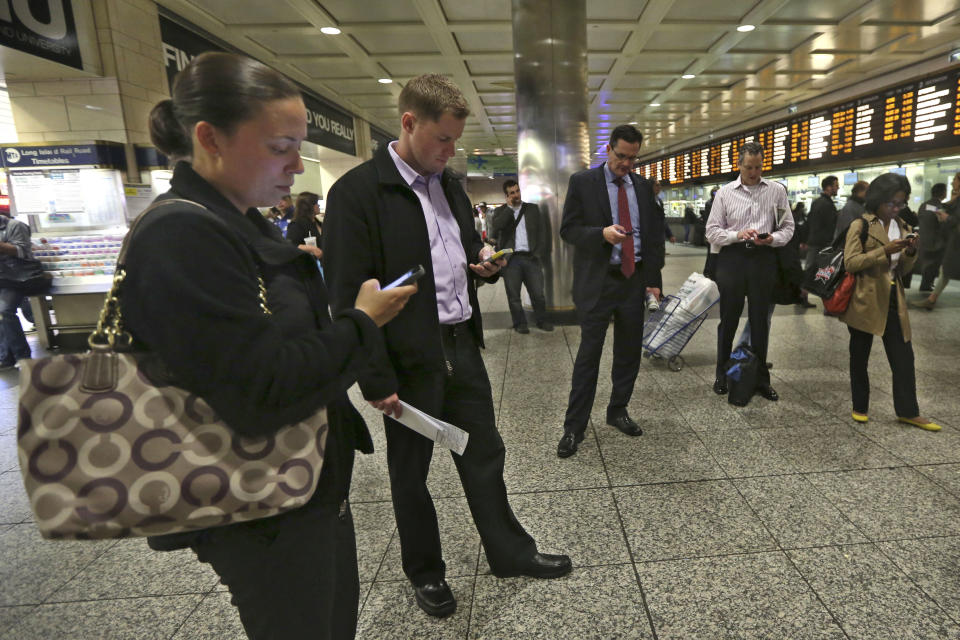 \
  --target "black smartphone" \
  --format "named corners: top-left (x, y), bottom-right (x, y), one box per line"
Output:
top-left (756, 233), bottom-right (770, 239)
top-left (383, 265), bottom-right (425, 290)
top-left (905, 233), bottom-right (918, 240)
